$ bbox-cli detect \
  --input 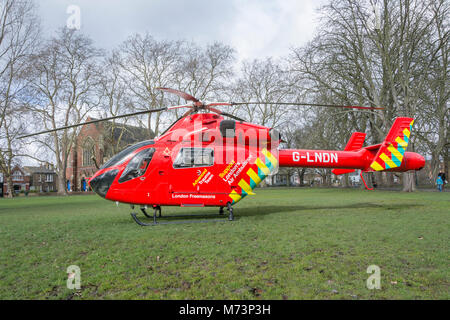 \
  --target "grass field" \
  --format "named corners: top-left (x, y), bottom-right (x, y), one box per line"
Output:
top-left (0, 188), bottom-right (448, 299)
